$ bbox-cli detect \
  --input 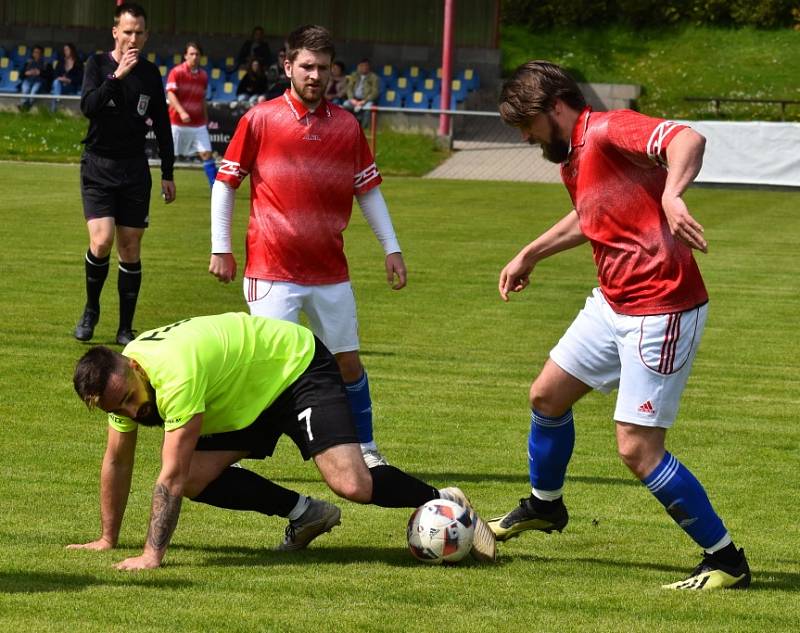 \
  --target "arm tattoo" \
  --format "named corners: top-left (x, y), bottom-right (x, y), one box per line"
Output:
top-left (146, 482), bottom-right (183, 551)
